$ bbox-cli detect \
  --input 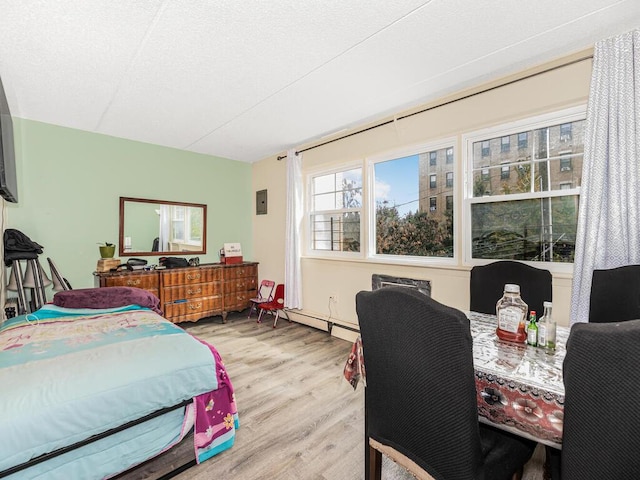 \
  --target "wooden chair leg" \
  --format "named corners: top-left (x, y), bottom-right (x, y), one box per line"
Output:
top-left (511, 466), bottom-right (524, 480)
top-left (369, 443), bottom-right (382, 480)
